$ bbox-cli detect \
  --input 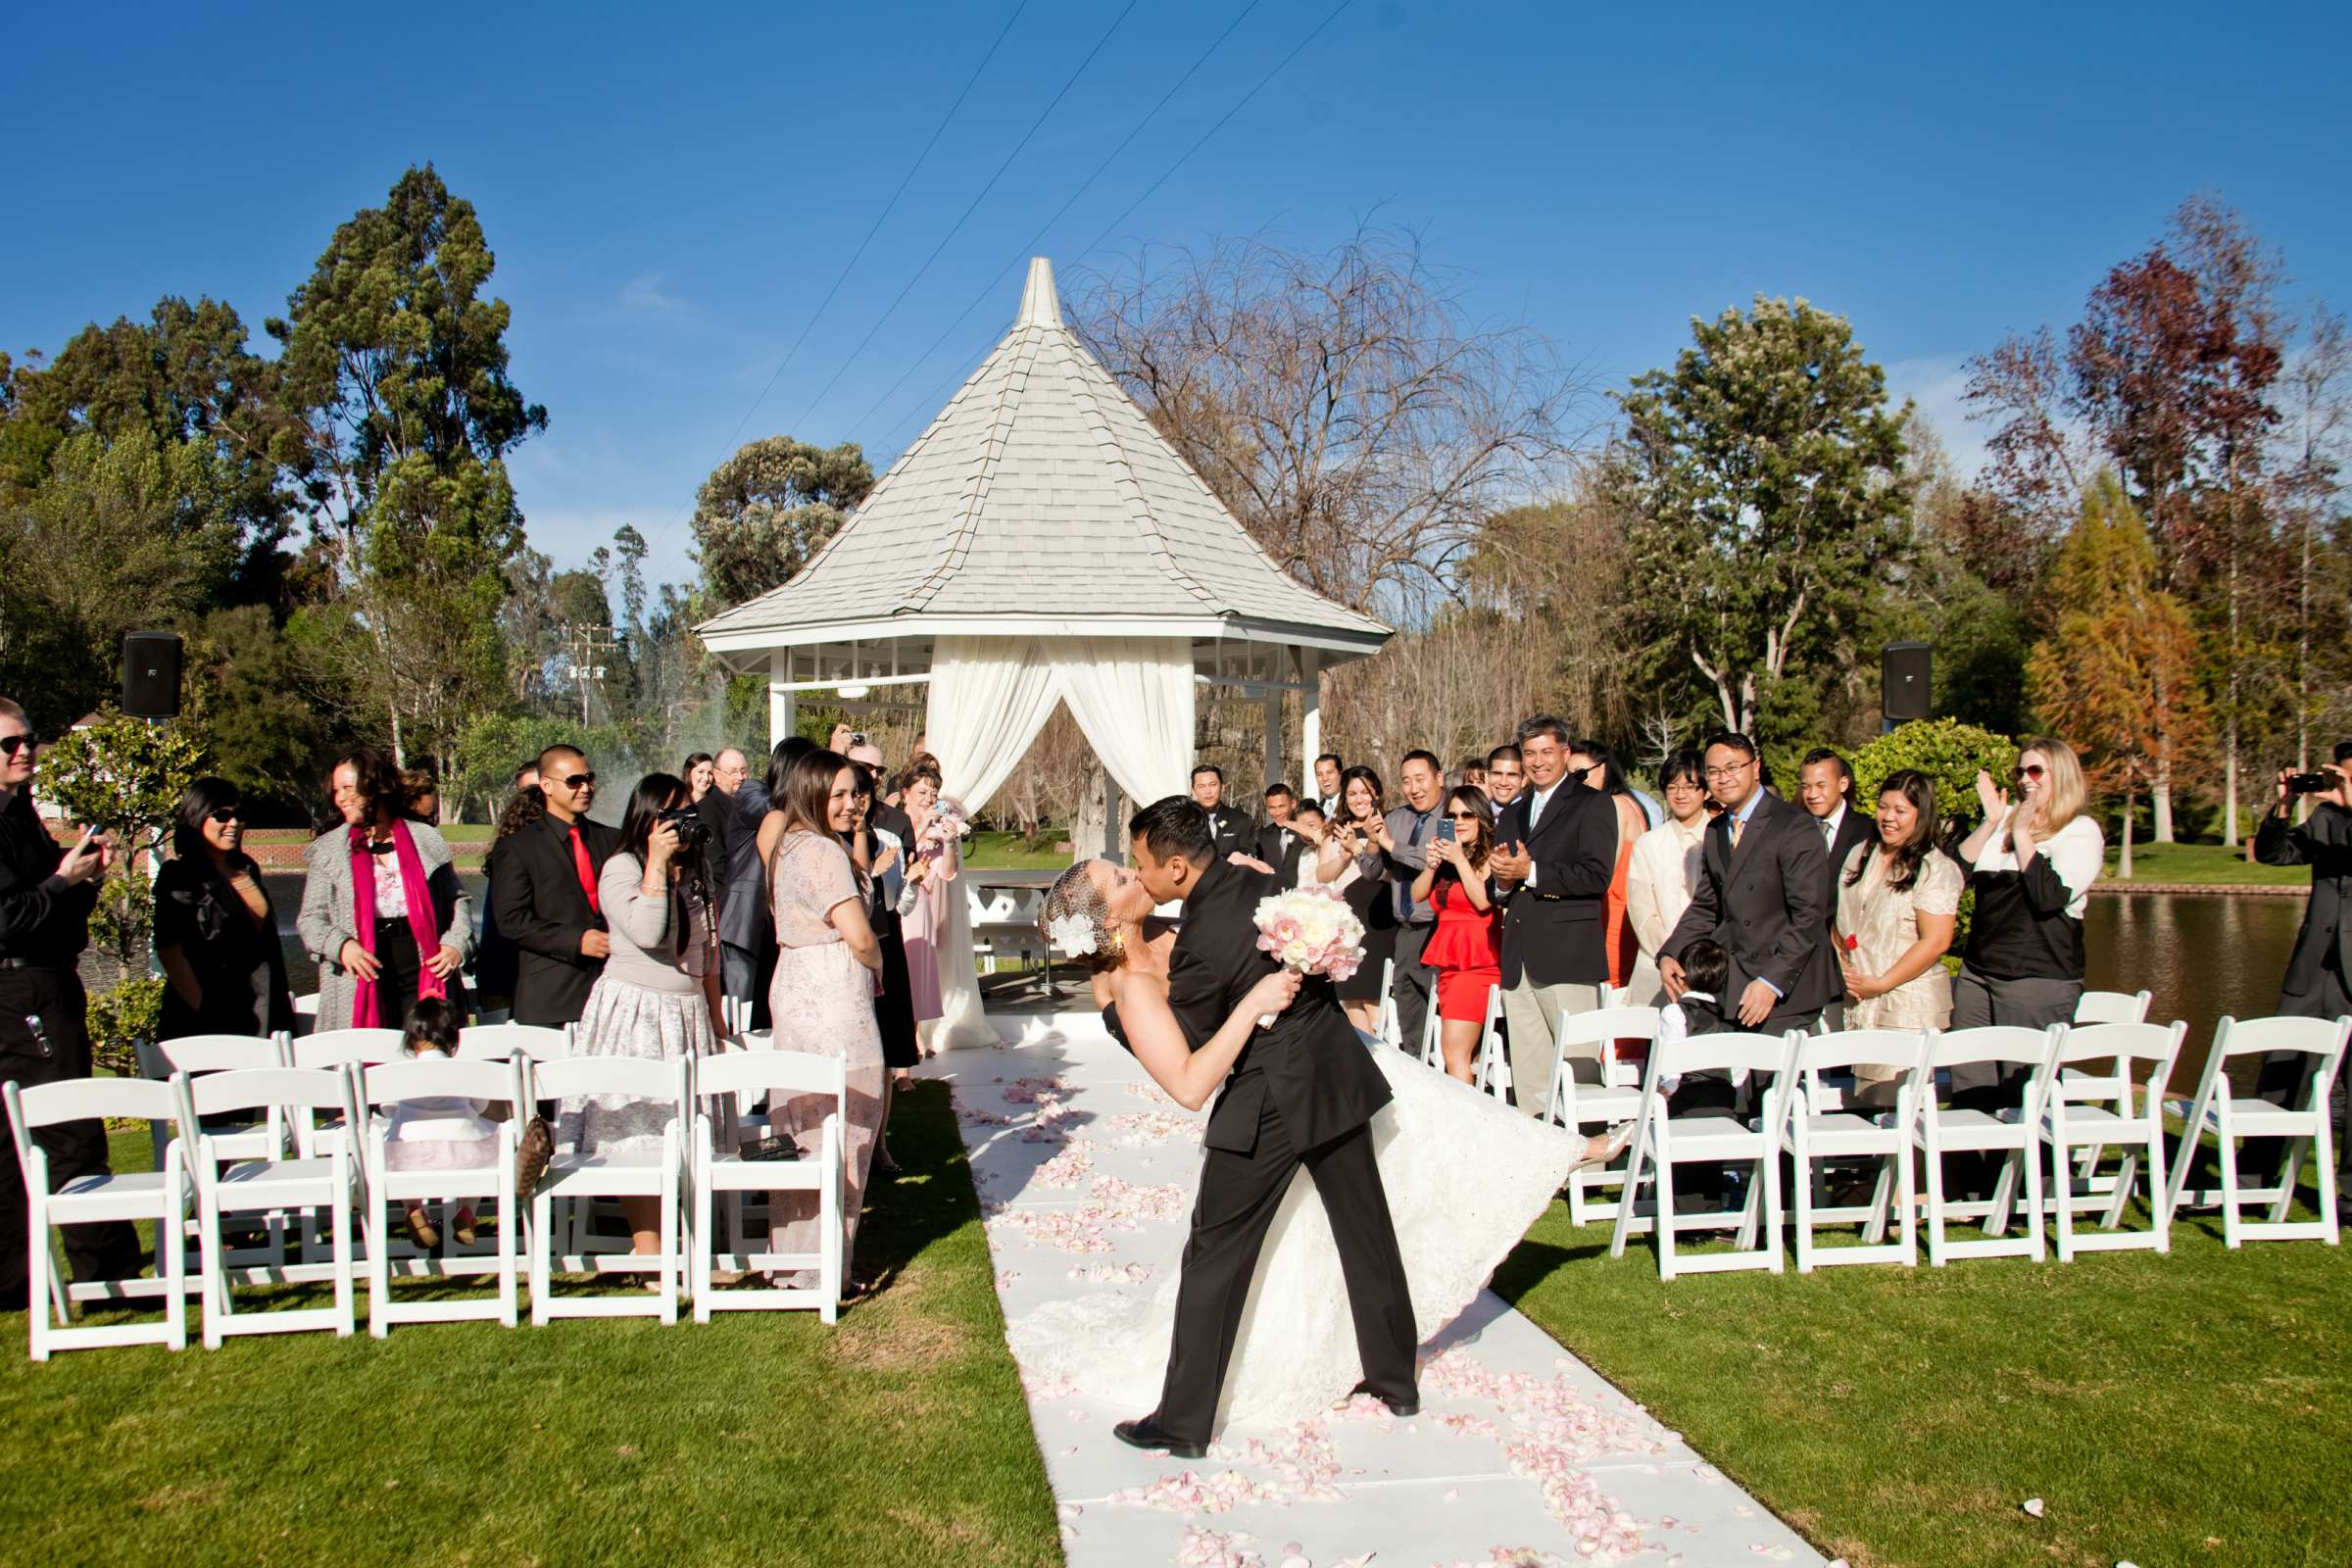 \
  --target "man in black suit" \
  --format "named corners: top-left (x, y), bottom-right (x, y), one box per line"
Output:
top-left (492, 744), bottom-right (617, 1027)
top-left (713, 746), bottom-right (773, 1027)
top-left (1192, 764), bottom-right (1251, 858)
top-left (1661, 732), bottom-right (1837, 1039)
top-left (1256, 782), bottom-right (1309, 883)
top-left (1112, 798), bottom-right (1416, 1460)
top-left (1489, 717), bottom-right (1619, 1117)
top-left (2248, 751), bottom-right (2352, 1180)
top-left (1313, 753), bottom-right (1345, 818)
top-left (1797, 747), bottom-right (1878, 1027)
